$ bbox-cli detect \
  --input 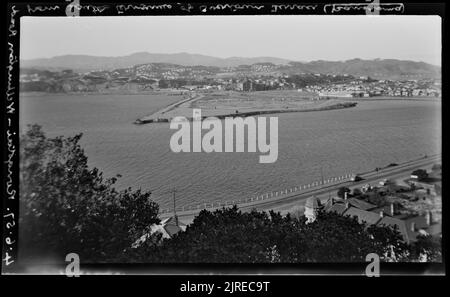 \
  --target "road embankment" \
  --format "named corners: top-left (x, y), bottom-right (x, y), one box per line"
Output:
top-left (135, 101), bottom-right (357, 124)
